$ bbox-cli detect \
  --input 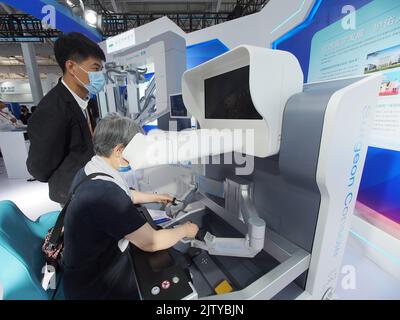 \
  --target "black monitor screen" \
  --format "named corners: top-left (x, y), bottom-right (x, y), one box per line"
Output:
top-left (170, 94), bottom-right (188, 118)
top-left (205, 66), bottom-right (262, 120)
